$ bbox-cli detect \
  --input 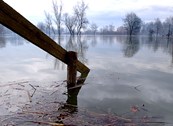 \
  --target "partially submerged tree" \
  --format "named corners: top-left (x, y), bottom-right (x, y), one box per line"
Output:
top-left (74, 1), bottom-right (89, 35)
top-left (64, 13), bottom-right (77, 35)
top-left (147, 22), bottom-right (155, 37)
top-left (108, 24), bottom-right (115, 34)
top-left (52, 0), bottom-right (63, 36)
top-left (37, 22), bottom-right (46, 33)
top-left (44, 11), bottom-right (53, 36)
top-left (42, 0), bottom-right (89, 36)
top-left (99, 25), bottom-right (116, 35)
top-left (163, 17), bottom-right (173, 39)
top-left (90, 23), bottom-right (98, 35)
top-left (154, 18), bottom-right (162, 36)
top-left (123, 12), bottom-right (142, 37)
